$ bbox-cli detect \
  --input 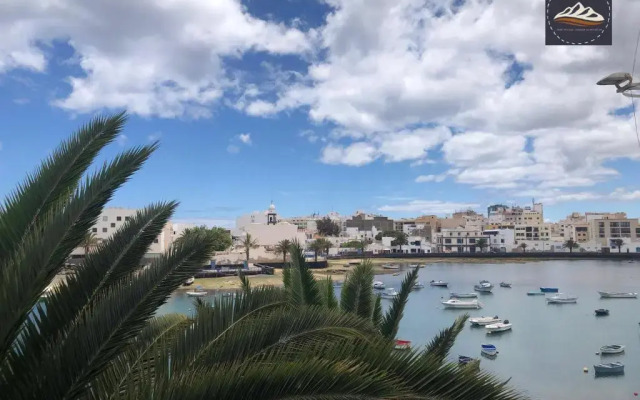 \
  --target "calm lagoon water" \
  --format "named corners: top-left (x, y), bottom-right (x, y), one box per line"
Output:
top-left (158, 260), bottom-right (640, 399)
